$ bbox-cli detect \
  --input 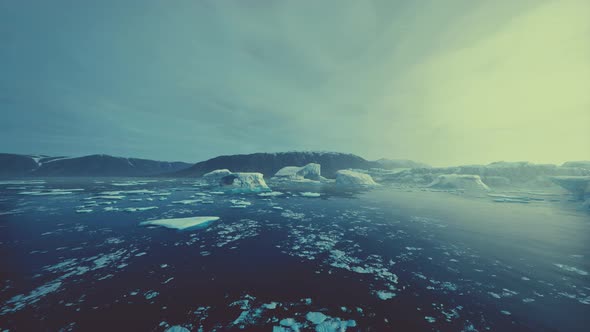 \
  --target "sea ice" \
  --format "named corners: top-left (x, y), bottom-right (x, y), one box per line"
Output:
top-left (123, 206), bottom-right (158, 212)
top-left (140, 216), bottom-right (220, 230)
top-left (164, 326), bottom-right (190, 332)
top-left (258, 191), bottom-right (284, 197)
top-left (554, 263), bottom-right (589, 275)
top-left (172, 200), bottom-right (201, 205)
top-left (300, 192), bottom-right (321, 198)
top-left (306, 312), bottom-right (328, 324)
top-left (376, 290), bottom-right (396, 300)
